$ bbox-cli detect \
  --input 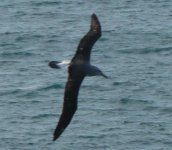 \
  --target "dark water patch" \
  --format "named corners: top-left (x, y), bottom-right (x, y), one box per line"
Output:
top-left (8, 100), bottom-right (20, 105)
top-left (31, 113), bottom-right (53, 119)
top-left (123, 120), bottom-right (135, 124)
top-left (18, 67), bottom-right (29, 72)
top-left (119, 98), bottom-right (152, 105)
top-left (1, 89), bottom-right (22, 96)
top-left (28, 99), bottom-right (42, 104)
top-left (118, 98), bottom-right (156, 111)
top-left (13, 10), bottom-right (27, 18)
top-left (139, 122), bottom-right (163, 127)
top-left (113, 81), bottom-right (125, 86)
top-left (146, 47), bottom-right (172, 54)
top-left (30, 11), bottom-right (57, 18)
top-left (0, 31), bottom-right (22, 36)
top-left (30, 1), bottom-right (61, 7)
top-left (15, 34), bottom-right (44, 42)
top-left (161, 107), bottom-right (172, 113)
top-left (38, 83), bottom-right (63, 91)
top-left (77, 133), bottom-right (105, 140)
top-left (118, 46), bottom-right (172, 55)
top-left (46, 38), bottom-right (58, 43)
top-left (1, 88), bottom-right (37, 99)
top-left (143, 106), bottom-right (160, 111)
top-left (0, 51), bottom-right (35, 58)
top-left (139, 122), bottom-right (166, 132)
top-left (113, 81), bottom-right (132, 86)
top-left (0, 43), bottom-right (16, 47)
top-left (0, 60), bottom-right (20, 67)
top-left (0, 44), bottom-right (23, 54)
top-left (16, 90), bottom-right (38, 99)
top-left (0, 1), bottom-right (27, 8)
